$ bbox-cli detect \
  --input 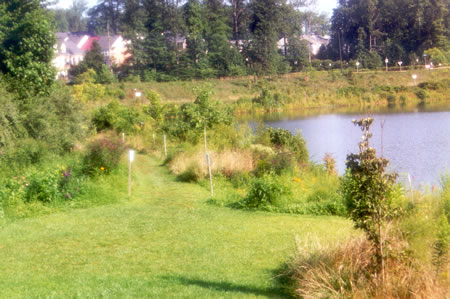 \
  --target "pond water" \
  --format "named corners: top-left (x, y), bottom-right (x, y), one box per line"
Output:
top-left (243, 104), bottom-right (450, 186)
